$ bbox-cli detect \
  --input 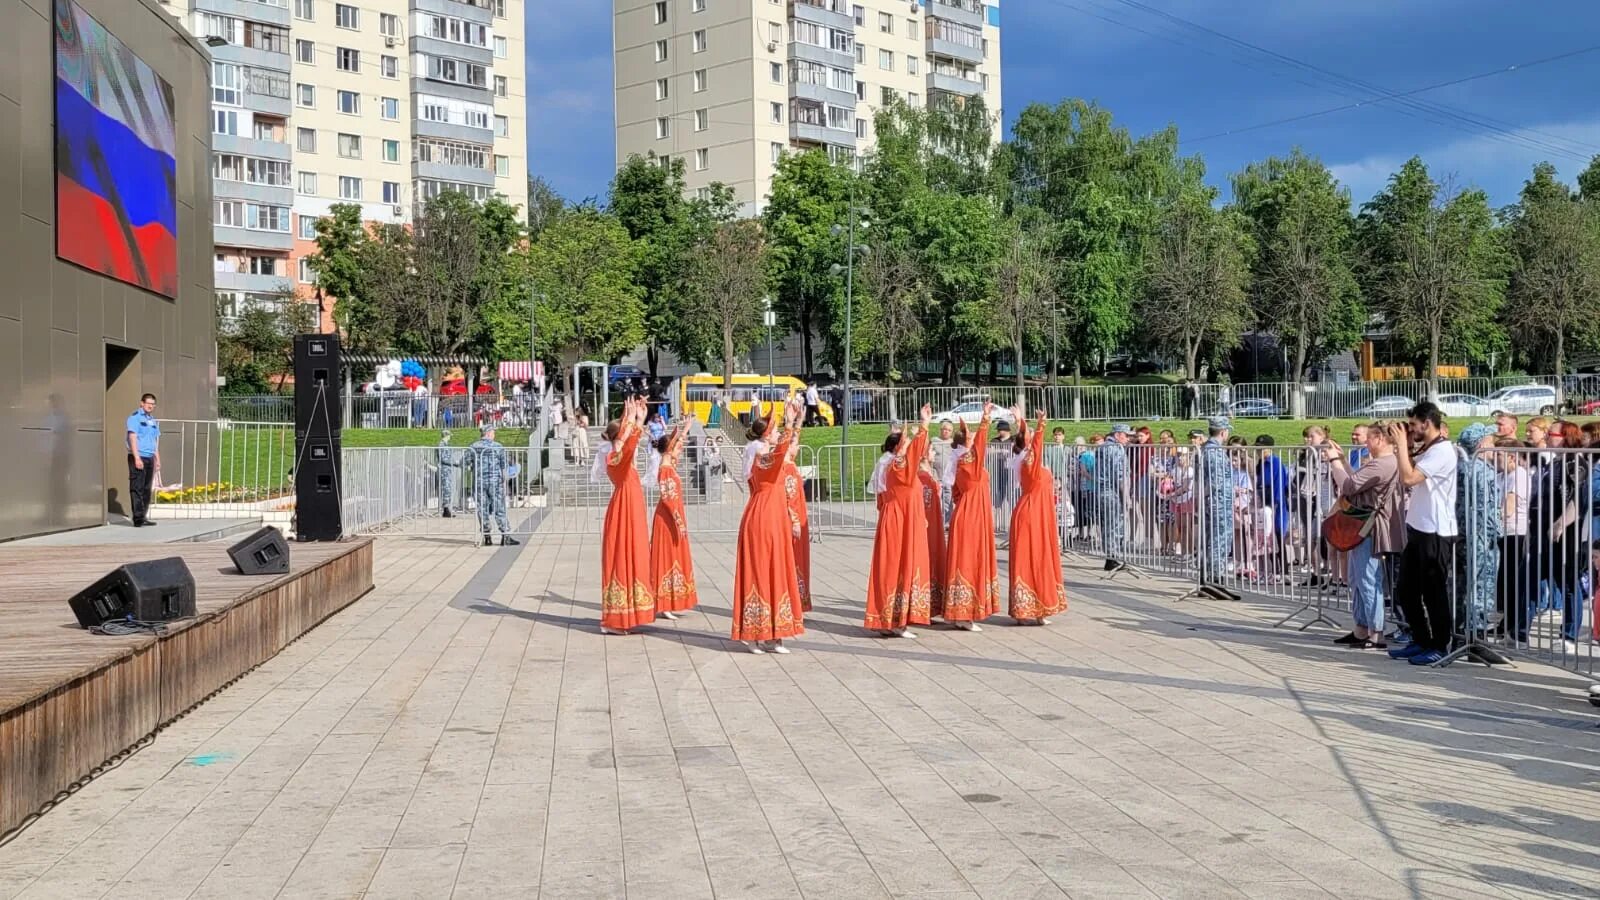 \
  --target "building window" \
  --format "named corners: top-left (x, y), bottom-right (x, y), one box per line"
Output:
top-left (294, 0), bottom-right (313, 21)
top-left (907, 18), bottom-right (917, 36)
top-left (381, 97), bottom-right (399, 119)
top-left (881, 86), bottom-right (895, 105)
top-left (494, 115), bottom-right (509, 137)
top-left (298, 257), bottom-right (314, 284)
top-left (982, 73), bottom-right (990, 91)
top-left (693, 69), bottom-right (707, 92)
top-left (696, 187), bottom-right (711, 202)
top-left (771, 142), bottom-right (783, 162)
top-left (878, 11), bottom-right (892, 33)
top-left (653, 1), bottom-right (666, 24)
top-left (298, 215), bottom-right (317, 239)
top-left (381, 55), bottom-right (398, 78)
top-left (655, 78), bottom-right (669, 100)
top-left (213, 109), bottom-right (238, 135)
top-left (334, 3), bottom-right (357, 29)
top-left (771, 102), bottom-right (782, 123)
top-left (769, 22), bottom-right (782, 43)
top-left (424, 56), bottom-right (487, 87)
top-left (294, 39), bottom-right (314, 64)
top-left (694, 148), bottom-right (708, 171)
top-left (336, 47), bottom-right (359, 72)
top-left (338, 133), bottom-right (361, 158)
top-left (855, 119), bottom-right (866, 138)
top-left (855, 42), bottom-right (865, 63)
top-left (379, 12), bottom-right (398, 36)
top-left (494, 36), bottom-right (507, 58)
top-left (907, 55), bottom-right (919, 75)
top-left (495, 75), bottom-right (508, 97)
top-left (770, 62), bottom-right (782, 83)
top-left (692, 30), bottom-right (706, 52)
top-left (495, 0), bottom-right (506, 17)
top-left (383, 139), bottom-right (400, 162)
top-left (338, 176), bottom-right (362, 200)
top-left (298, 171), bottom-right (316, 194)
top-left (852, 4), bottom-right (864, 25)
top-left (879, 49), bottom-right (893, 71)
top-left (382, 181), bottom-right (401, 204)
top-left (856, 80), bottom-right (865, 100)
top-left (212, 62), bottom-right (240, 105)
top-left (297, 127), bottom-right (316, 152)
top-left (694, 108), bottom-right (707, 131)
top-left (908, 91), bottom-right (919, 107)
top-left (495, 154), bottom-right (510, 177)
top-left (655, 39), bottom-right (667, 62)
top-left (337, 90), bottom-right (359, 114)
top-left (655, 117), bottom-right (669, 139)
top-left (693, 0), bottom-right (706, 11)
top-left (297, 83), bottom-right (314, 107)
